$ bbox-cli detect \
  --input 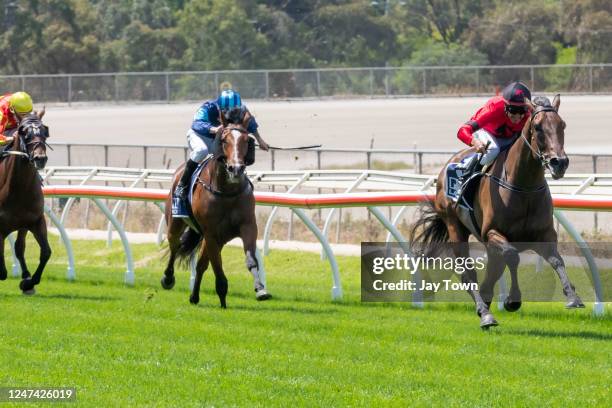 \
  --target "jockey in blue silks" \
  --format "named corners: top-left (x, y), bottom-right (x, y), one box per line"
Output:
top-left (172, 89), bottom-right (269, 217)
